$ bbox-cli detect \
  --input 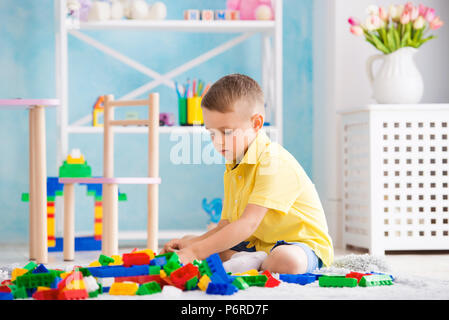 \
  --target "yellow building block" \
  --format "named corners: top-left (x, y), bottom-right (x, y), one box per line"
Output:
top-left (233, 269), bottom-right (259, 276)
top-left (47, 206), bottom-right (55, 214)
top-left (11, 268), bottom-right (28, 281)
top-left (160, 270), bottom-right (167, 279)
top-left (67, 154), bottom-right (85, 164)
top-left (134, 249), bottom-right (155, 260)
top-left (36, 286), bottom-right (51, 292)
top-left (94, 223), bottom-right (102, 236)
top-left (93, 108), bottom-right (104, 127)
top-left (198, 275), bottom-right (211, 291)
top-left (109, 282), bottom-right (138, 296)
top-left (65, 279), bottom-right (86, 290)
top-left (48, 239), bottom-right (56, 247)
top-left (109, 255), bottom-right (123, 266)
top-left (94, 206), bottom-right (102, 218)
top-left (88, 261), bottom-right (101, 267)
